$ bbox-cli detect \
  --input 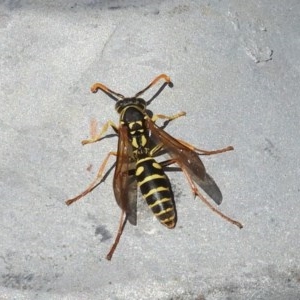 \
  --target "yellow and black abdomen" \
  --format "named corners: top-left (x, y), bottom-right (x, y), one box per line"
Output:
top-left (135, 157), bottom-right (176, 228)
